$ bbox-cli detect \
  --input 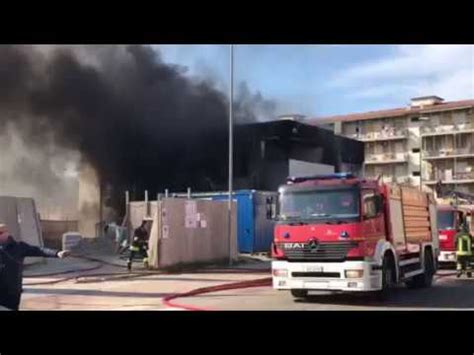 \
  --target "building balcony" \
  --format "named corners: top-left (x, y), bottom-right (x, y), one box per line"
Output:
top-left (422, 148), bottom-right (474, 160)
top-left (365, 175), bottom-right (394, 183)
top-left (365, 153), bottom-right (409, 165)
top-left (364, 176), bottom-right (412, 184)
top-left (396, 176), bottom-right (413, 185)
top-left (352, 128), bottom-right (408, 142)
top-left (421, 123), bottom-right (474, 137)
top-left (423, 171), bottom-right (474, 185)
